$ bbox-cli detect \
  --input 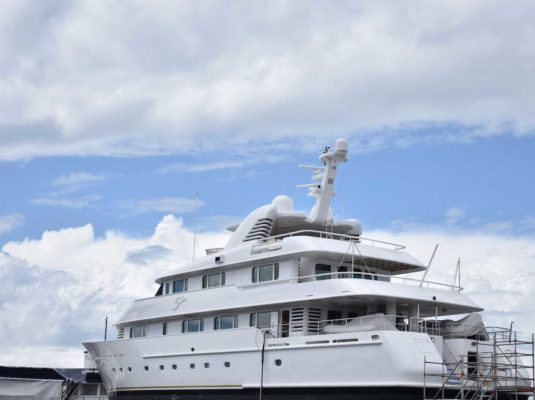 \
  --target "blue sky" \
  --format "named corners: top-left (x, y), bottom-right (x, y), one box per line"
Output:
top-left (1, 0), bottom-right (535, 367)
top-left (2, 134), bottom-right (534, 242)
